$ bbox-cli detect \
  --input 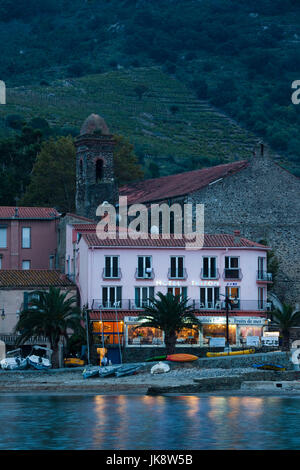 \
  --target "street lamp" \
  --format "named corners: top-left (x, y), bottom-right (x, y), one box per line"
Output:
top-left (219, 294), bottom-right (238, 352)
top-left (1, 309), bottom-right (5, 320)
